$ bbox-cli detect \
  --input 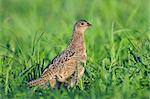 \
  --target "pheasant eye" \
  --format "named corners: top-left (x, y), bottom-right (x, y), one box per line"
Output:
top-left (81, 22), bottom-right (84, 25)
